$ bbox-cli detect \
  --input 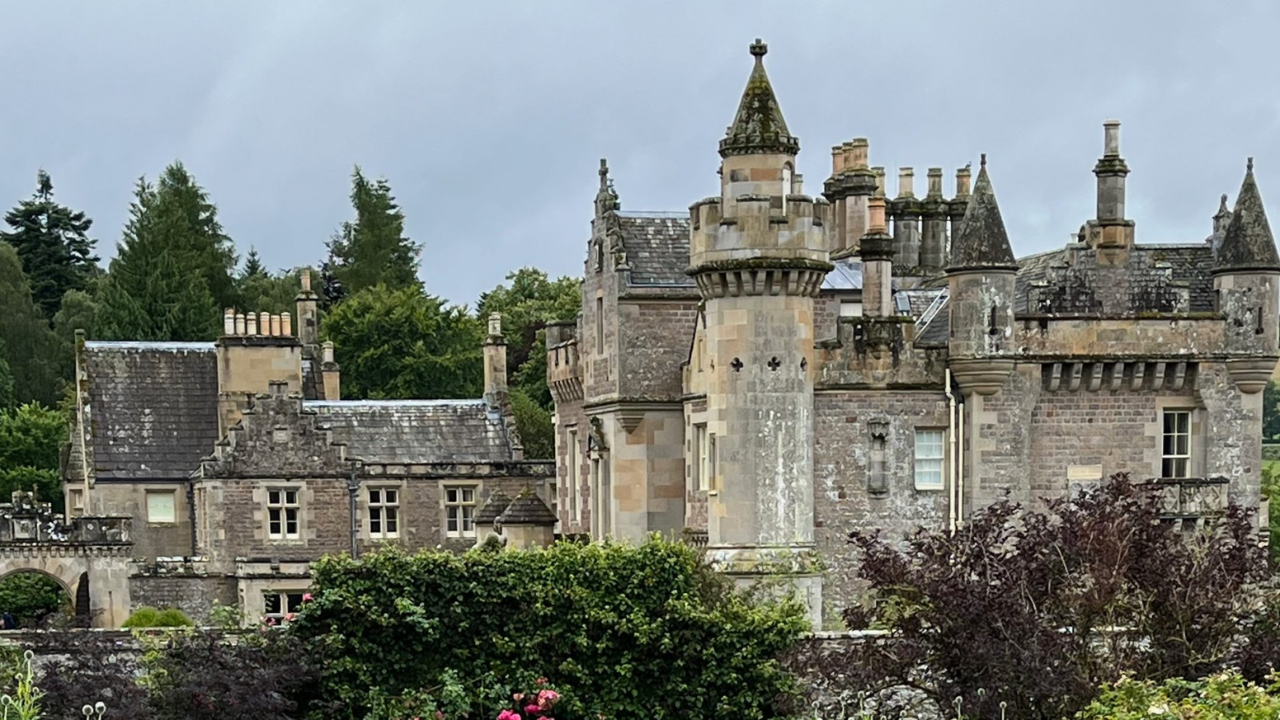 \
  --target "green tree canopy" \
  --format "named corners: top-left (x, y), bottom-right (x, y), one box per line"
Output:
top-left (238, 265), bottom-right (307, 317)
top-left (322, 285), bottom-right (482, 400)
top-left (0, 572), bottom-right (70, 628)
top-left (1265, 381), bottom-right (1280, 441)
top-left (0, 403), bottom-right (65, 470)
top-left (509, 387), bottom-right (553, 459)
top-left (0, 243), bottom-right (65, 406)
top-left (95, 165), bottom-right (233, 340)
top-left (52, 289), bottom-right (97, 345)
top-left (0, 170), bottom-right (98, 319)
top-left (477, 267), bottom-right (579, 408)
top-left (328, 168), bottom-right (422, 297)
